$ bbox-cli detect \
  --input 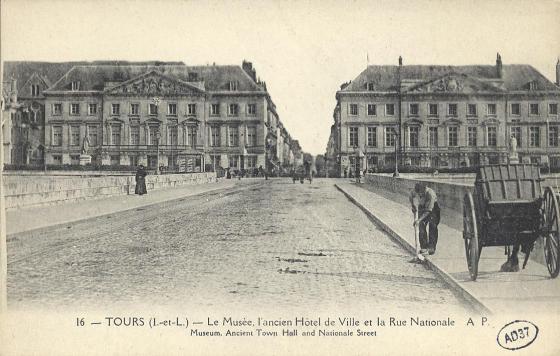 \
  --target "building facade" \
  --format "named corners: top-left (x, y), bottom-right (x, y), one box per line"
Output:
top-left (3, 60), bottom-right (298, 173)
top-left (331, 55), bottom-right (560, 175)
